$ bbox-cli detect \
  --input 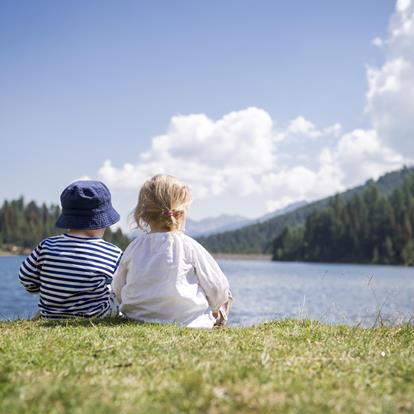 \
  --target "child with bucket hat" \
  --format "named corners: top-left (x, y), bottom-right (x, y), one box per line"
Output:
top-left (19, 180), bottom-right (123, 319)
